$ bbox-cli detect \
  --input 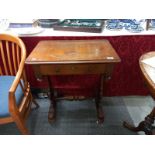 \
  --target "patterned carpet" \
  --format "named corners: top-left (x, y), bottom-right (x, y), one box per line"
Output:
top-left (0, 97), bottom-right (136, 135)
